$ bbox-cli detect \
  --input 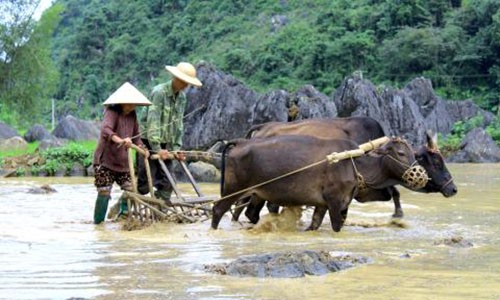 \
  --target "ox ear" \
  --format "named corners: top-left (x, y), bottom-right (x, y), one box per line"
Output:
top-left (426, 130), bottom-right (438, 151)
